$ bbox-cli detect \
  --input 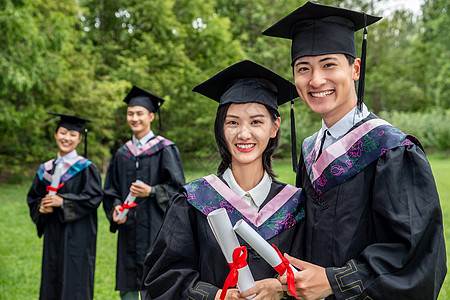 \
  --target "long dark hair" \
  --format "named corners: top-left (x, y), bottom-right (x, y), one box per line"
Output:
top-left (214, 103), bottom-right (280, 178)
